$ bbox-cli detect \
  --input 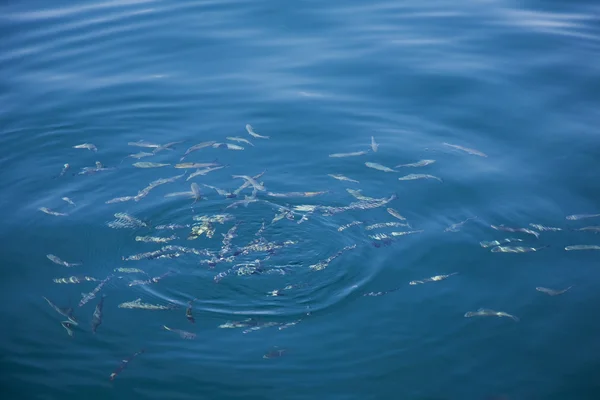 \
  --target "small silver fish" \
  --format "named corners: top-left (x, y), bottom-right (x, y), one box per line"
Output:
top-left (47, 254), bottom-right (81, 267)
top-left (479, 238), bottom-right (523, 248)
top-left (126, 151), bottom-right (155, 159)
top-left (338, 221), bottom-right (363, 232)
top-left (106, 196), bottom-right (135, 204)
top-left (179, 141), bottom-right (217, 161)
top-left (395, 159), bottom-right (436, 168)
top-left (59, 163), bottom-right (70, 176)
top-left (464, 308), bottom-right (519, 321)
top-left (370, 136), bottom-right (378, 152)
top-left (409, 272), bottom-right (458, 285)
top-left (232, 175), bottom-right (265, 191)
top-left (398, 174), bottom-right (442, 182)
top-left (445, 217), bottom-right (477, 232)
top-left (443, 143), bottom-right (487, 157)
top-left (365, 162), bottom-right (396, 173)
top-left (186, 165), bottom-right (226, 181)
top-left (491, 245), bottom-right (548, 253)
top-left (329, 150), bottom-right (369, 158)
top-left (566, 213), bottom-right (600, 221)
top-left (565, 245), bottom-right (600, 251)
top-left (529, 224), bottom-right (563, 232)
top-left (114, 268), bottom-right (146, 274)
top-left (132, 162), bottom-right (170, 168)
top-left (574, 226), bottom-right (600, 233)
top-left (245, 124), bottom-right (269, 139)
top-left (346, 188), bottom-right (375, 201)
top-left (61, 197), bottom-right (75, 206)
top-left (491, 224), bottom-right (539, 239)
top-left (536, 286), bottom-right (573, 296)
top-left (155, 224), bottom-right (189, 230)
top-left (390, 230), bottom-right (423, 236)
top-left (387, 208), bottom-right (407, 221)
top-left (163, 325), bottom-right (196, 339)
top-left (39, 207), bottom-right (68, 217)
top-left (365, 222), bottom-right (410, 230)
top-left (118, 298), bottom-right (175, 310)
top-left (328, 174), bottom-right (359, 183)
top-left (213, 142), bottom-right (244, 150)
top-left (152, 141), bottom-right (184, 154)
top-left (227, 136), bottom-right (254, 146)
top-left (175, 162), bottom-right (219, 169)
top-left (128, 140), bottom-right (160, 149)
top-left (135, 235), bottom-right (177, 243)
top-left (73, 143), bottom-right (97, 152)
